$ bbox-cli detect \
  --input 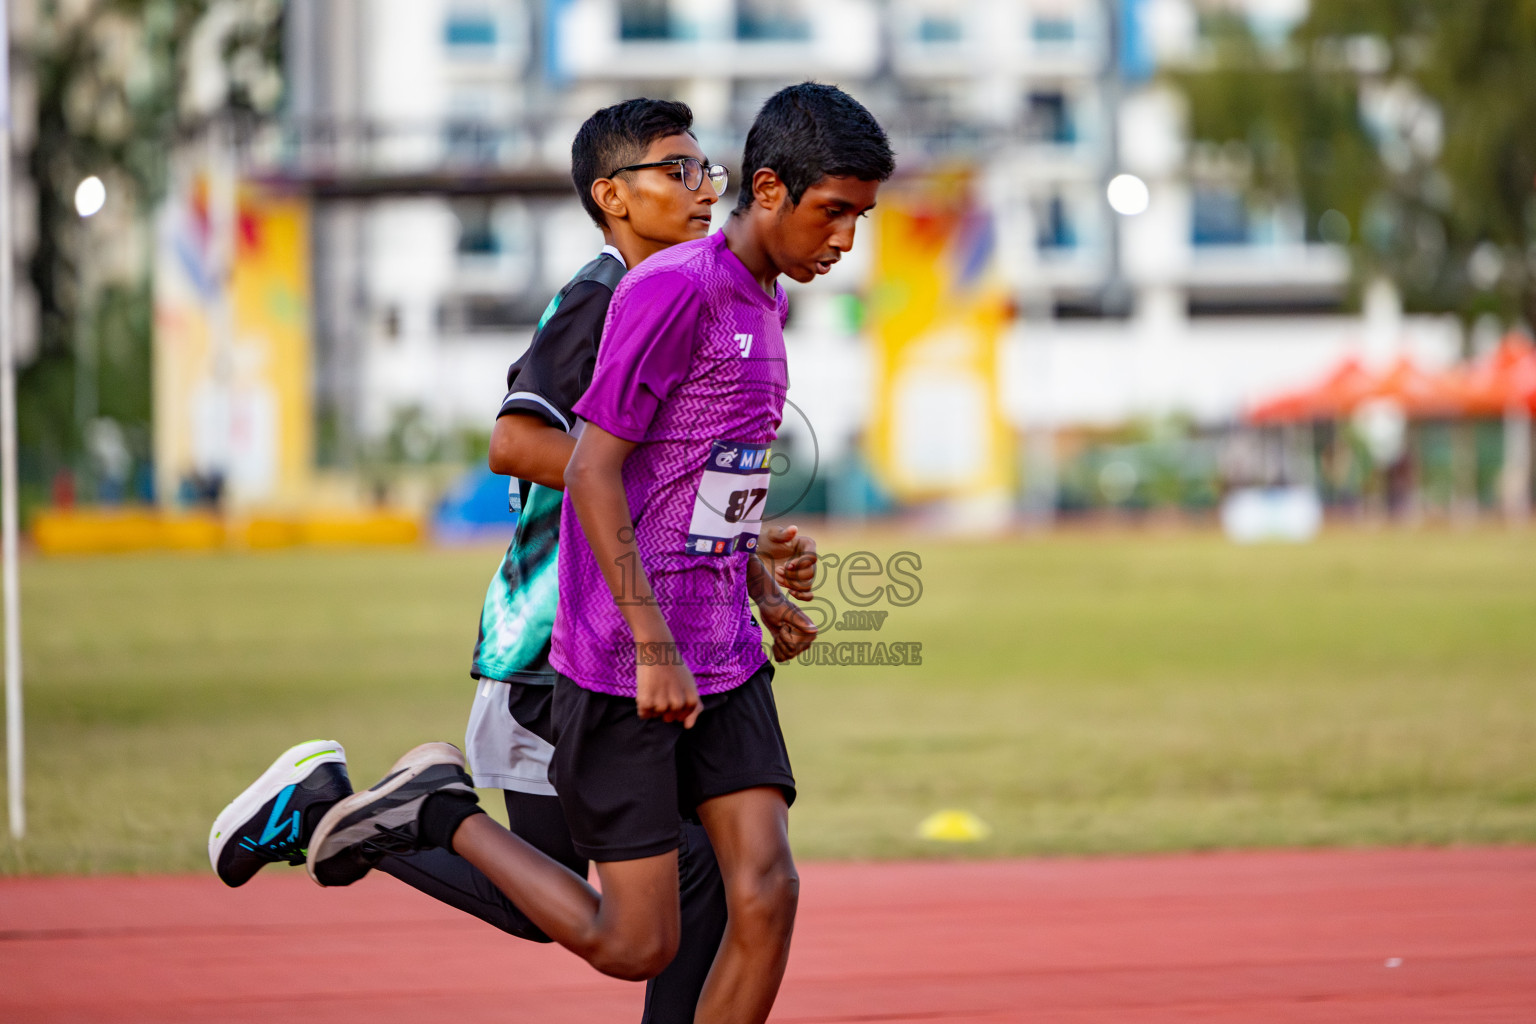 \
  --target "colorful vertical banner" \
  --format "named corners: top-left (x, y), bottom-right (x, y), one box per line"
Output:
top-left (866, 169), bottom-right (1013, 503)
top-left (154, 178), bottom-right (313, 510)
